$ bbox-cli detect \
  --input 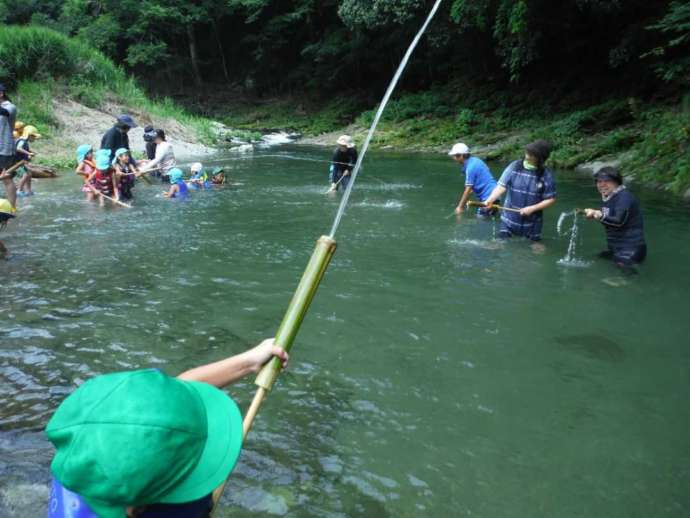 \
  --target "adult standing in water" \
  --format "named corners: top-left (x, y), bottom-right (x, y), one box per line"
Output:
top-left (328, 135), bottom-right (357, 192)
top-left (448, 142), bottom-right (497, 216)
top-left (141, 129), bottom-right (176, 182)
top-left (583, 167), bottom-right (646, 268)
top-left (143, 125), bottom-right (158, 160)
top-left (0, 83), bottom-right (18, 209)
top-left (101, 114), bottom-right (137, 162)
top-left (484, 140), bottom-right (557, 243)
